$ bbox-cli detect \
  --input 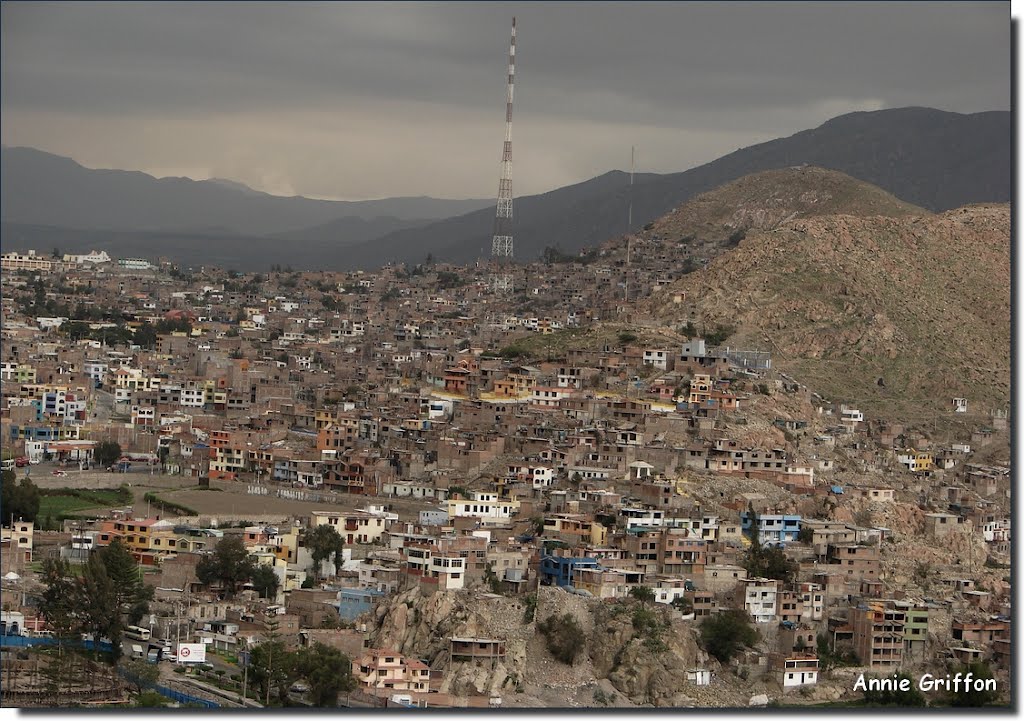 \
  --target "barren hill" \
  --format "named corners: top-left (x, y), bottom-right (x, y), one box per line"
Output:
top-left (647, 195), bottom-right (1010, 422)
top-left (643, 166), bottom-right (929, 259)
